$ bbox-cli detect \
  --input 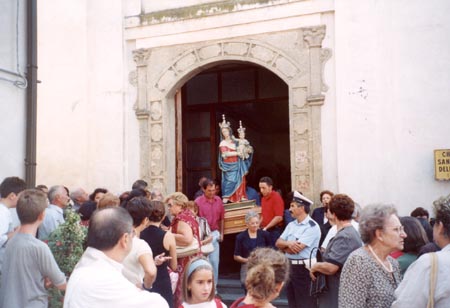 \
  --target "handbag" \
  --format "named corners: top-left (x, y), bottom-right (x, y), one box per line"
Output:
top-left (309, 247), bottom-right (328, 297)
top-left (201, 242), bottom-right (214, 255)
top-left (199, 217), bottom-right (214, 255)
top-left (176, 238), bottom-right (200, 258)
